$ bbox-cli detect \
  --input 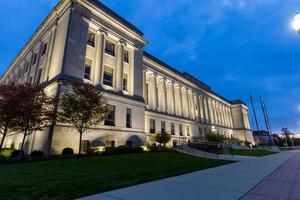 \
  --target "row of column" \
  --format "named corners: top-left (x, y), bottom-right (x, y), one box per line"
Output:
top-left (145, 71), bottom-right (234, 128)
